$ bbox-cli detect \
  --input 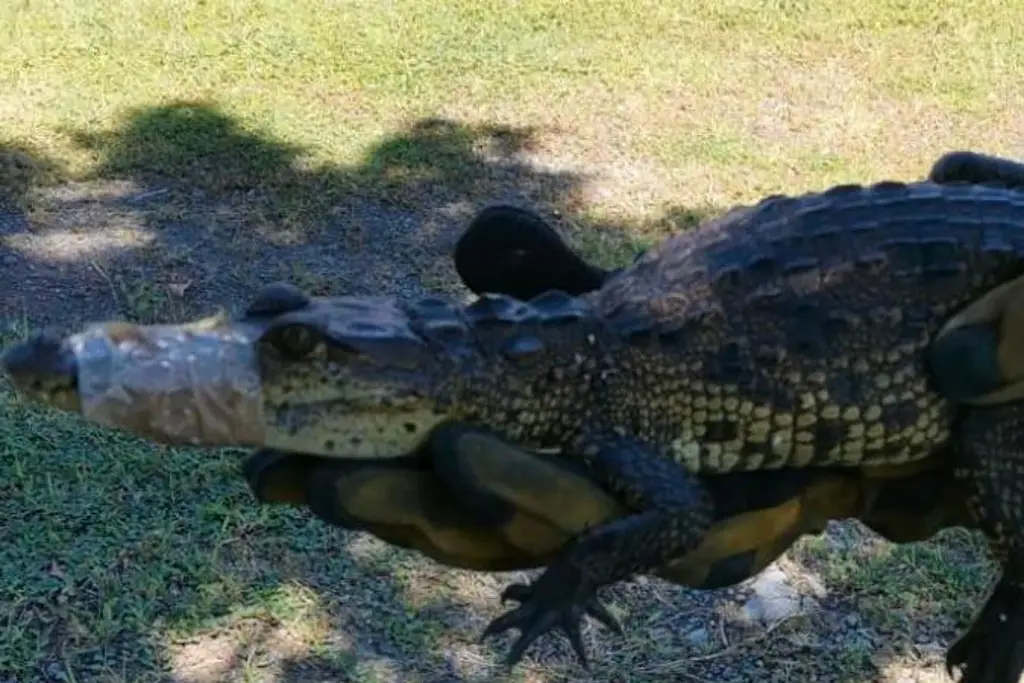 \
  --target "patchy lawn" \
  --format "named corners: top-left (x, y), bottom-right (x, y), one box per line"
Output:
top-left (0, 0), bottom-right (1020, 681)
